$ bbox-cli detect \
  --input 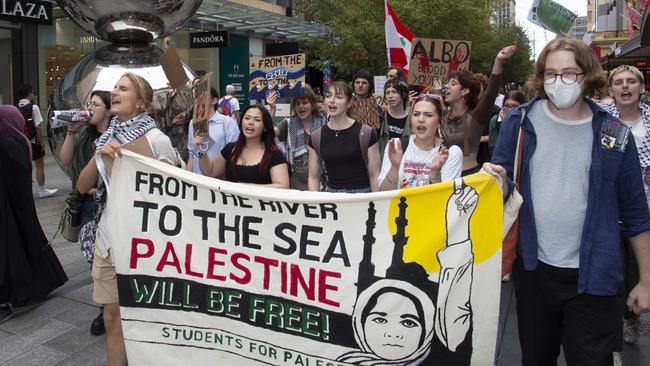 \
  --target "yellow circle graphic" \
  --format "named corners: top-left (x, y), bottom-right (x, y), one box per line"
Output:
top-left (387, 175), bottom-right (502, 273)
